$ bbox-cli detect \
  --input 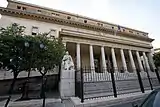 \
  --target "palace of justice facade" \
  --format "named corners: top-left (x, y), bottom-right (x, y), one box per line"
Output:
top-left (0, 0), bottom-right (156, 76)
